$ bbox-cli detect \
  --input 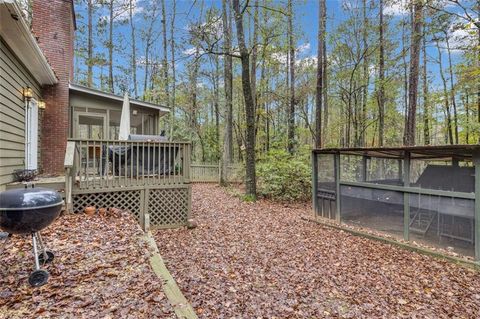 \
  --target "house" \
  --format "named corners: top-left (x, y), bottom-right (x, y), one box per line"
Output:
top-left (0, 0), bottom-right (191, 229)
